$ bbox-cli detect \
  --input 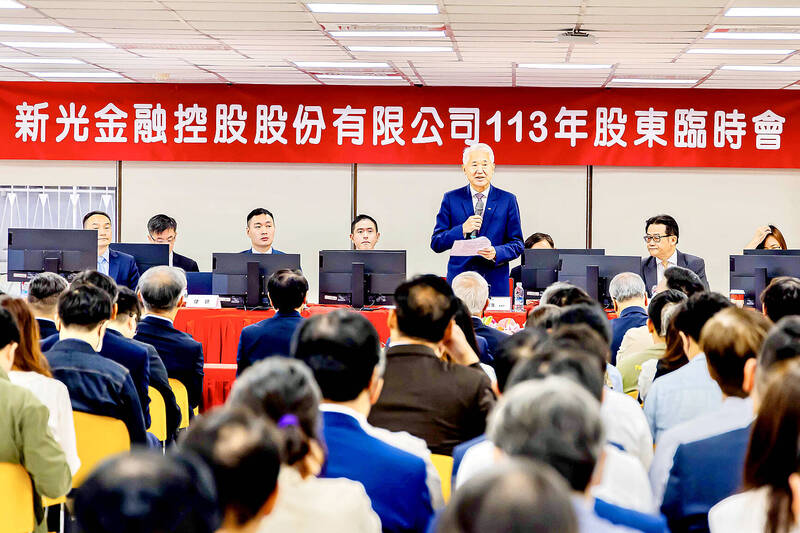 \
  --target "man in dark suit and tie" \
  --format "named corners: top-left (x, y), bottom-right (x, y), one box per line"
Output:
top-left (83, 210), bottom-right (140, 290)
top-left (236, 269), bottom-right (307, 376)
top-left (641, 214), bottom-right (708, 296)
top-left (26, 271), bottom-right (67, 340)
top-left (134, 266), bottom-right (204, 412)
top-left (431, 143), bottom-right (524, 297)
top-left (452, 271), bottom-right (508, 364)
top-left (241, 208), bottom-right (285, 254)
top-left (147, 214), bottom-right (199, 272)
